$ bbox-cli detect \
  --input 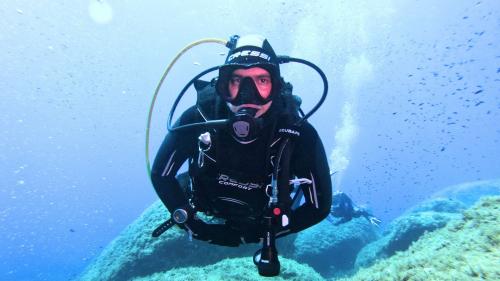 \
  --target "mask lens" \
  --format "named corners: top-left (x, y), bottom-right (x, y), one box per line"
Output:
top-left (218, 66), bottom-right (274, 105)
